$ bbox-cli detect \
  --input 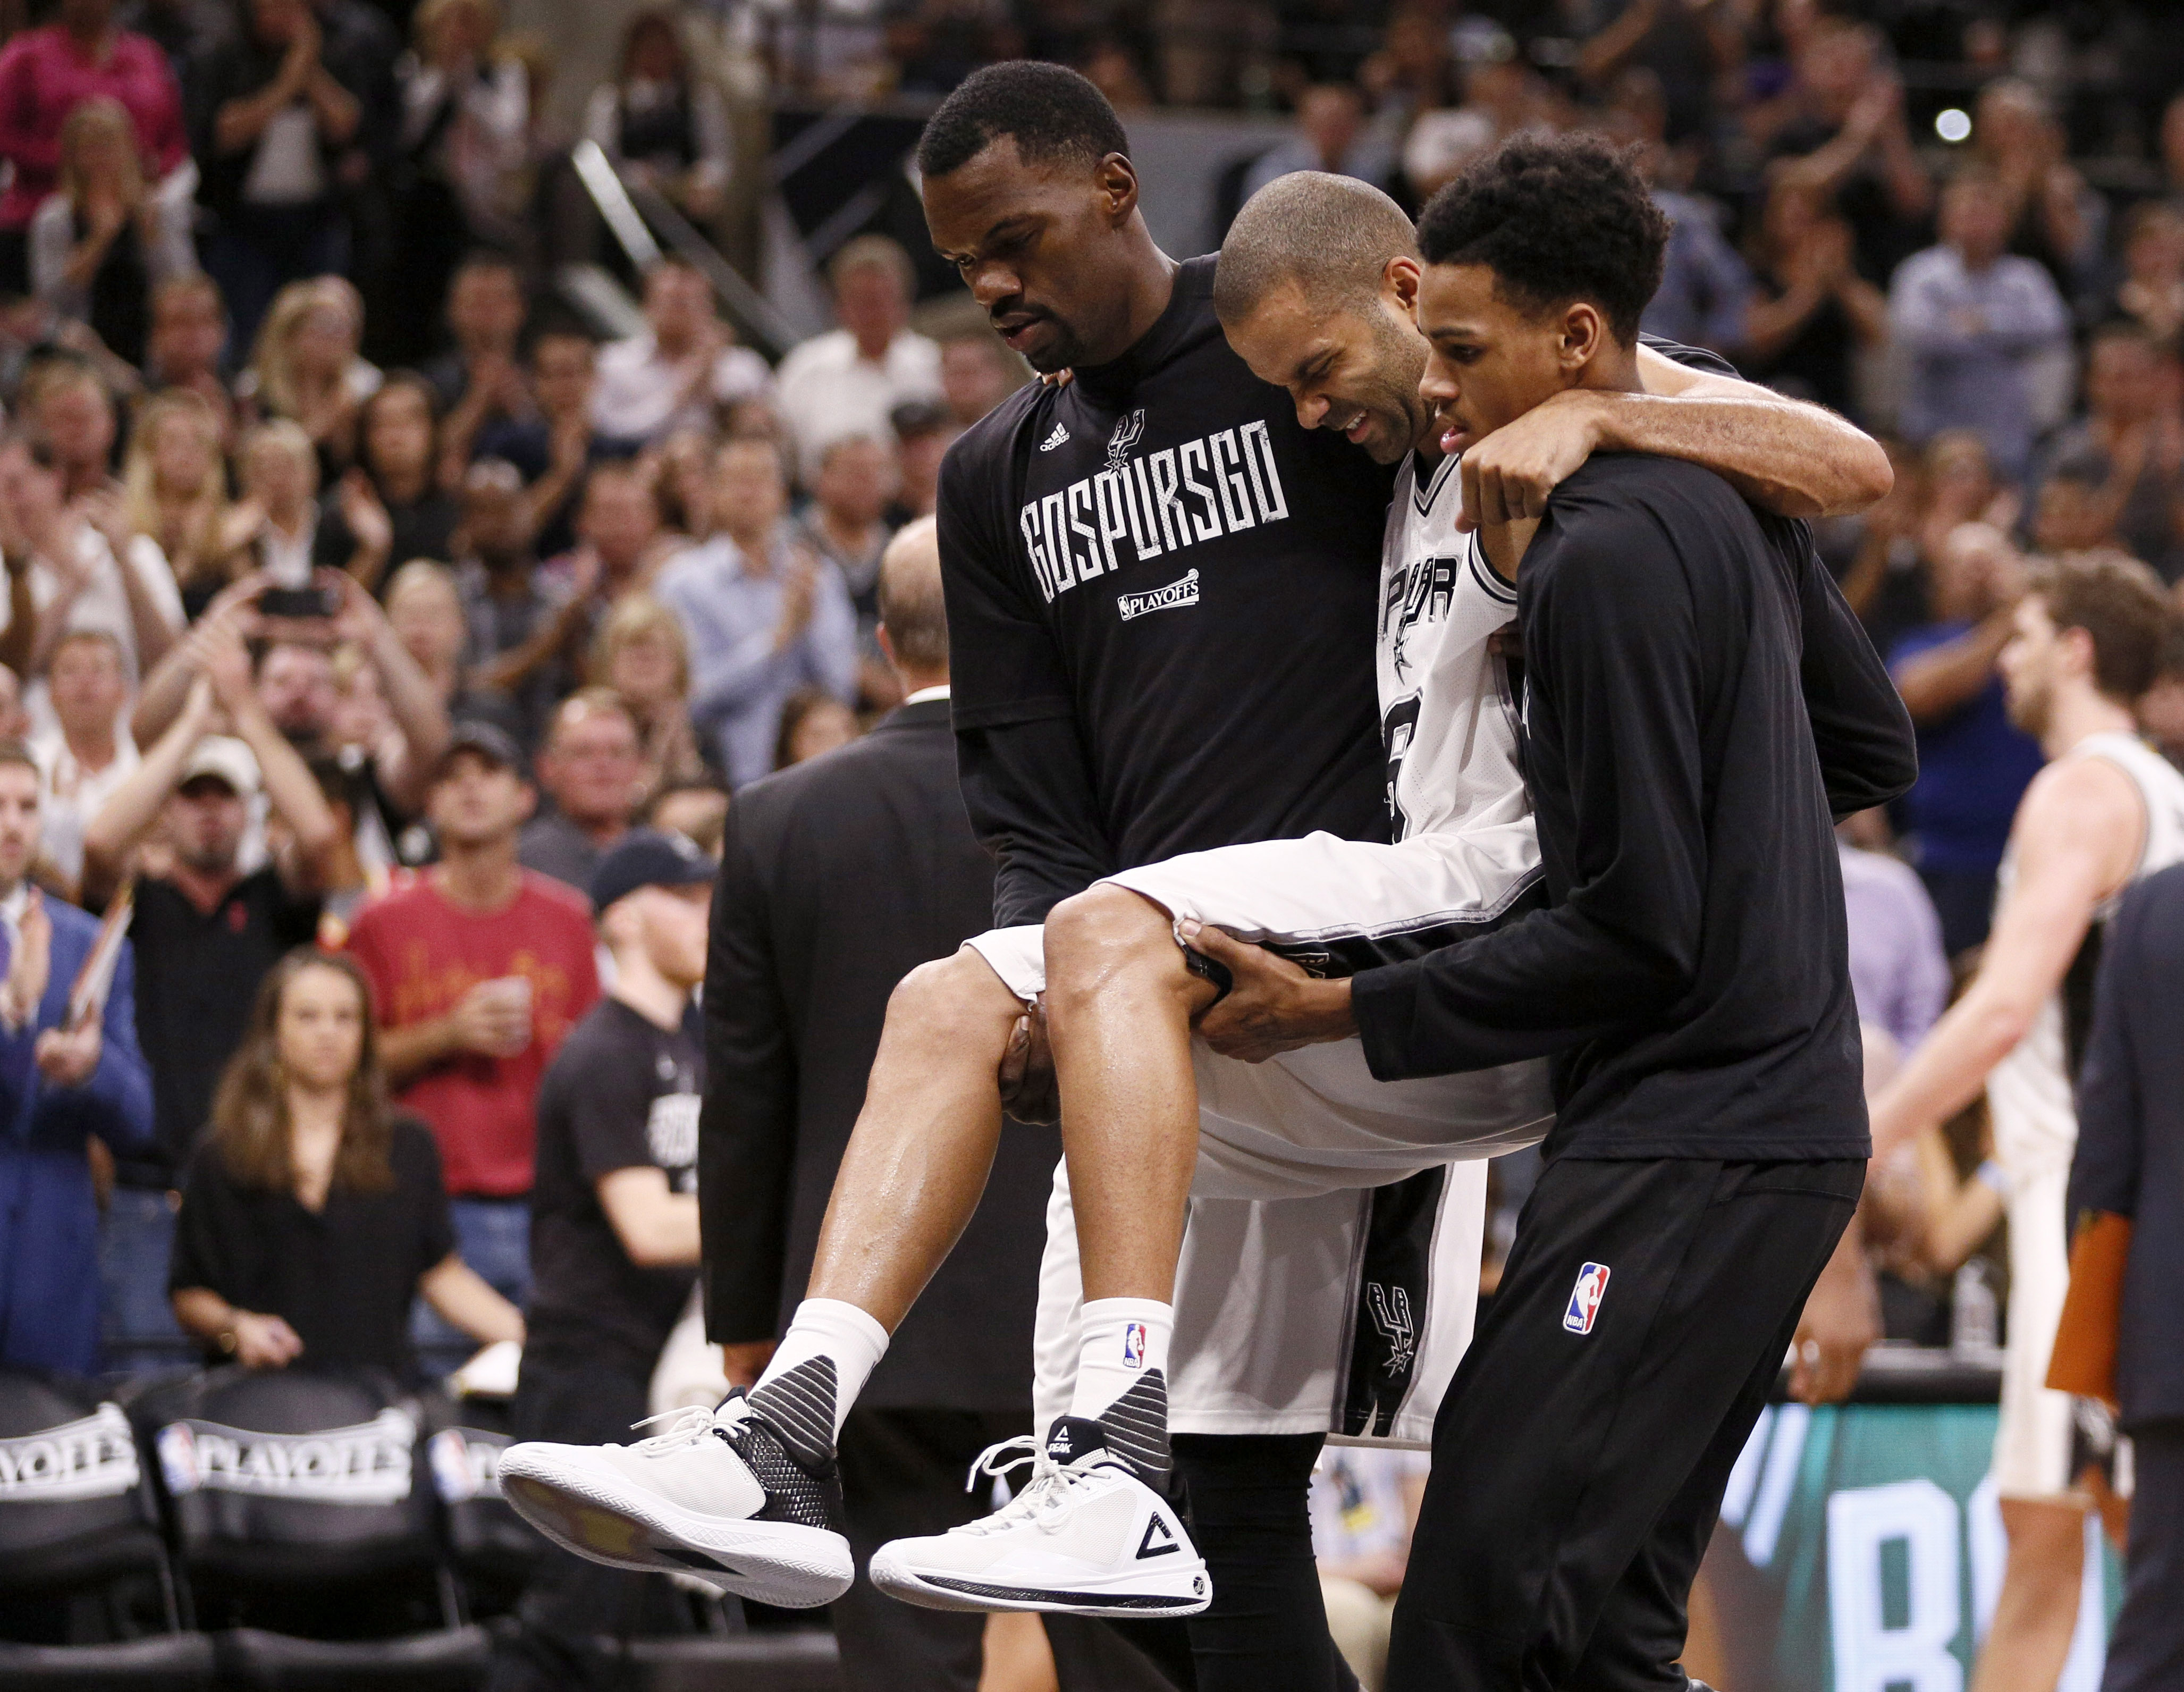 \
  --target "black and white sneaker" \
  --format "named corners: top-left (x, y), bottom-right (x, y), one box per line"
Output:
top-left (868, 1422), bottom-right (1210, 1619)
top-left (498, 1391), bottom-right (854, 1608)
